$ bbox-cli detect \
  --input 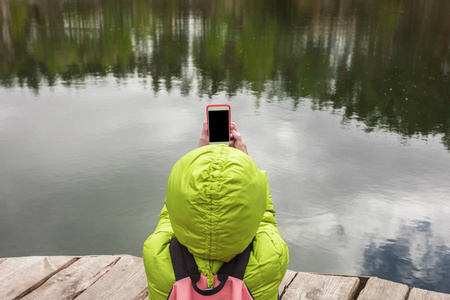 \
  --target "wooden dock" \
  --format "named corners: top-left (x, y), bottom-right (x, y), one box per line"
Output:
top-left (1, 255), bottom-right (449, 300)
